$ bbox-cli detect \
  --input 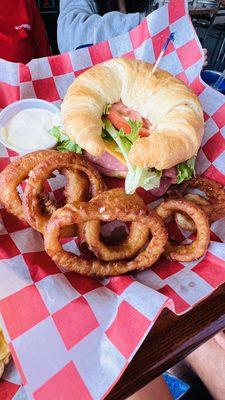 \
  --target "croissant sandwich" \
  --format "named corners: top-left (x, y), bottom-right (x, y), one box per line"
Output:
top-left (52, 58), bottom-right (204, 195)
